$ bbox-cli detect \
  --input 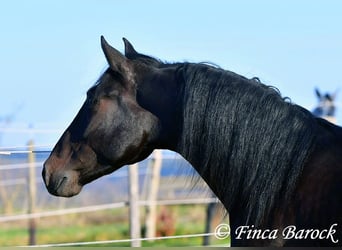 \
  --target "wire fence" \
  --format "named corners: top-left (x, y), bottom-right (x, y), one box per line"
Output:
top-left (27, 232), bottom-right (221, 247)
top-left (0, 142), bottom-right (229, 247)
top-left (0, 198), bottom-right (219, 223)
